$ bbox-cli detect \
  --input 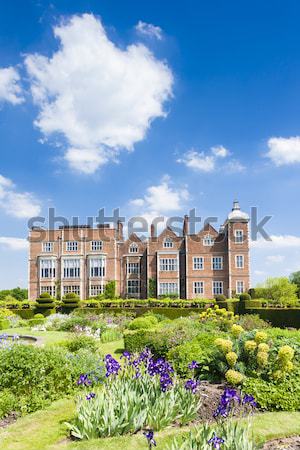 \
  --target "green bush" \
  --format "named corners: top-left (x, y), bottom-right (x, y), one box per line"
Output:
top-left (0, 319), bottom-right (10, 330)
top-left (237, 314), bottom-right (270, 331)
top-left (127, 316), bottom-right (158, 330)
top-left (28, 317), bottom-right (45, 327)
top-left (239, 293), bottom-right (251, 301)
top-left (243, 369), bottom-right (300, 411)
top-left (34, 313), bottom-right (44, 319)
top-left (167, 332), bottom-right (222, 377)
top-left (215, 294), bottom-right (227, 302)
top-left (58, 335), bottom-right (98, 353)
top-left (104, 281), bottom-right (116, 299)
top-left (58, 316), bottom-right (93, 331)
top-left (0, 389), bottom-right (17, 419)
top-left (39, 292), bottom-right (52, 299)
top-left (63, 293), bottom-right (80, 300)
